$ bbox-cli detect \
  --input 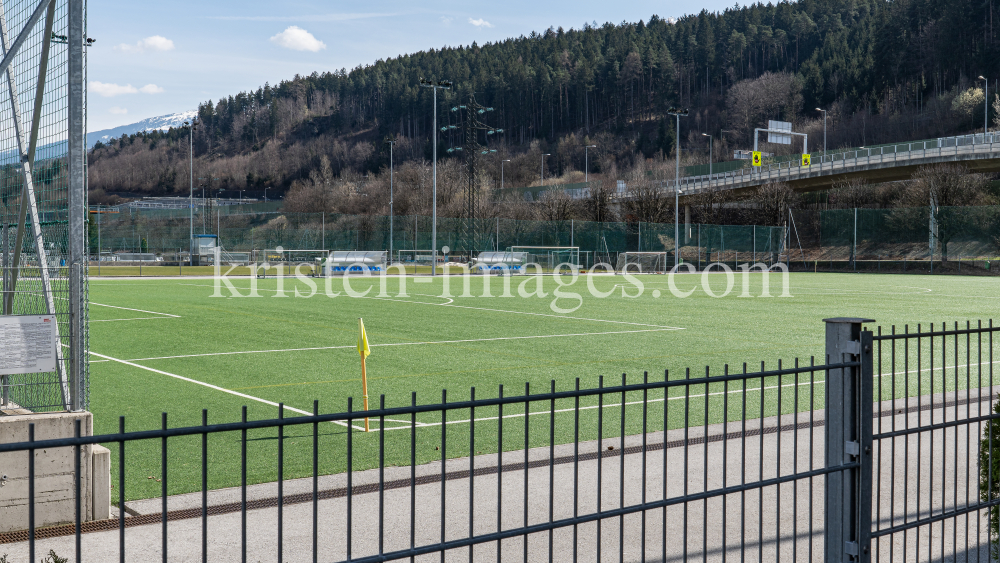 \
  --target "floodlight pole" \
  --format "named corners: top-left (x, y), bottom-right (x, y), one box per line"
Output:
top-left (979, 76), bottom-right (988, 134)
top-left (815, 108), bottom-right (827, 154)
top-left (701, 133), bottom-right (712, 176)
top-left (541, 153), bottom-right (550, 183)
top-left (584, 145), bottom-right (596, 182)
top-left (185, 120), bottom-right (196, 266)
top-left (501, 159), bottom-right (510, 190)
top-left (420, 78), bottom-right (451, 276)
top-left (667, 108), bottom-right (688, 268)
top-left (387, 138), bottom-right (395, 261)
